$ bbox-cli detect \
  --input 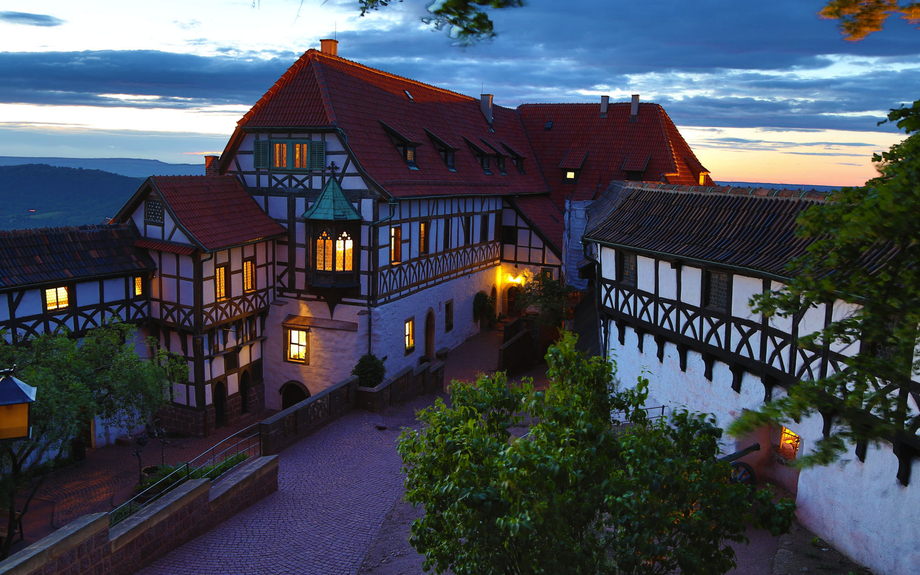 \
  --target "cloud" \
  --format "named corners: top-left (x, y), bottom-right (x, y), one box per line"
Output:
top-left (0, 11), bottom-right (65, 27)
